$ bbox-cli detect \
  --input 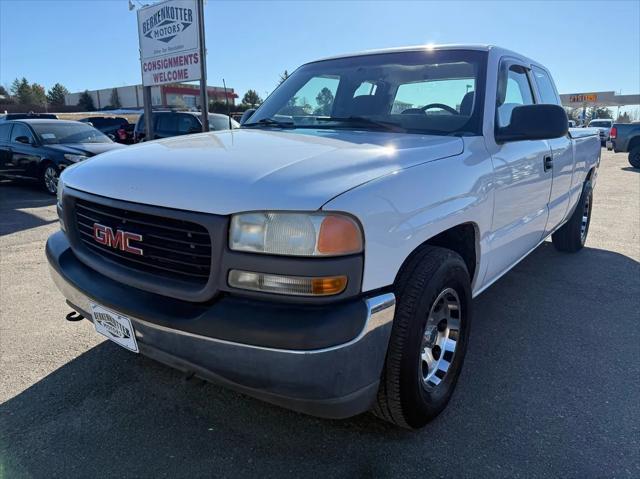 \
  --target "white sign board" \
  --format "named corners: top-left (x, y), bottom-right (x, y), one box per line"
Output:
top-left (137, 0), bottom-right (201, 86)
